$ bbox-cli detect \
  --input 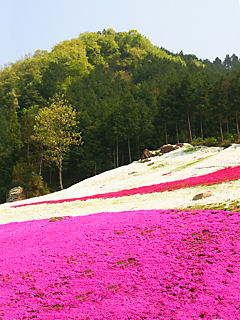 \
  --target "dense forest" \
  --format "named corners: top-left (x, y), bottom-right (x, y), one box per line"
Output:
top-left (0, 29), bottom-right (240, 203)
